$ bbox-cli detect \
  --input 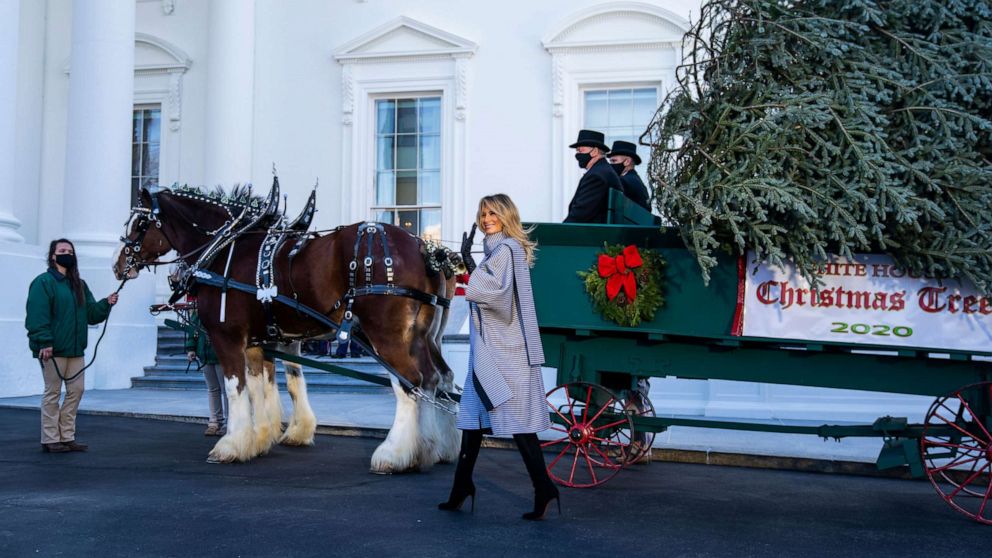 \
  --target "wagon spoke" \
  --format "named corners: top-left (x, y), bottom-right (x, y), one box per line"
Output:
top-left (548, 402), bottom-right (573, 428)
top-left (586, 397), bottom-right (616, 425)
top-left (955, 394), bottom-right (992, 443)
top-left (541, 436), bottom-right (569, 449)
top-left (591, 418), bottom-right (630, 433)
top-left (924, 439), bottom-right (986, 454)
top-left (589, 443), bottom-right (619, 469)
top-left (569, 446), bottom-right (581, 485)
top-left (927, 454), bottom-right (984, 474)
top-left (932, 411), bottom-right (985, 443)
top-left (579, 446), bottom-right (598, 485)
top-left (547, 443), bottom-right (571, 471)
top-left (948, 466), bottom-right (990, 500)
top-left (977, 465), bottom-right (992, 518)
